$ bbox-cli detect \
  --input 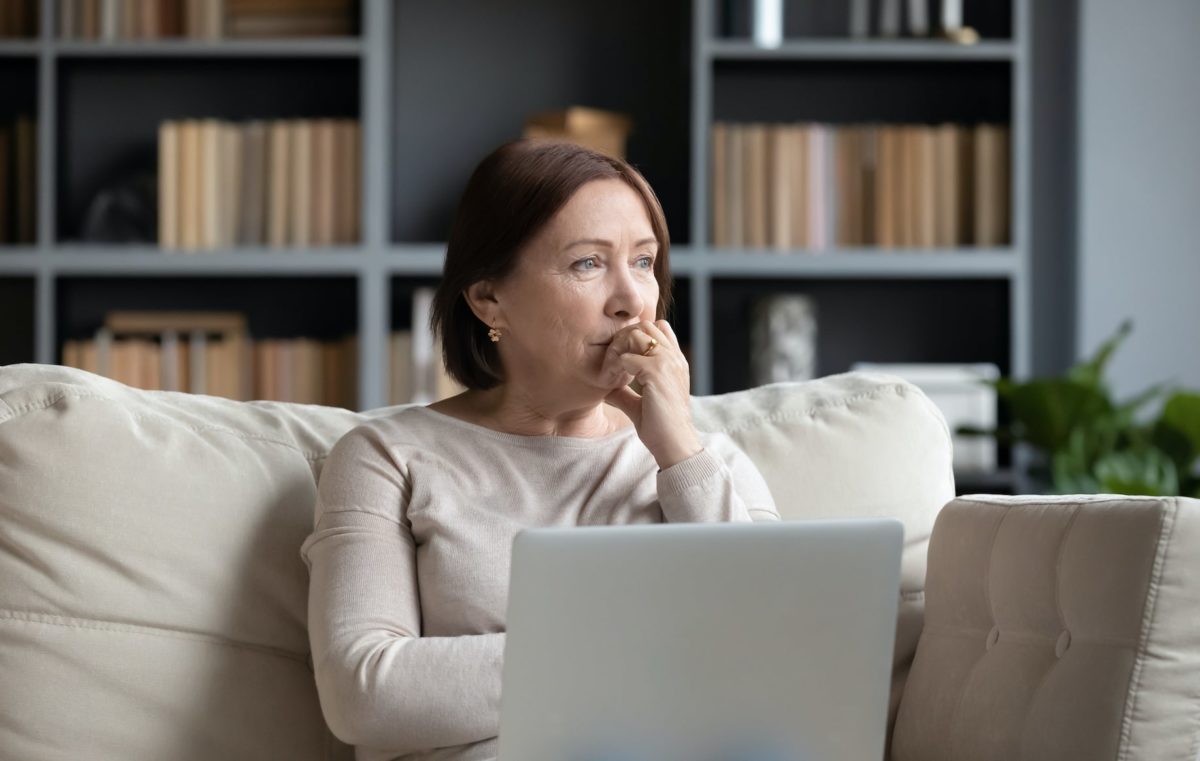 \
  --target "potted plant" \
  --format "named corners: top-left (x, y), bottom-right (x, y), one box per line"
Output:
top-left (958, 319), bottom-right (1200, 497)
